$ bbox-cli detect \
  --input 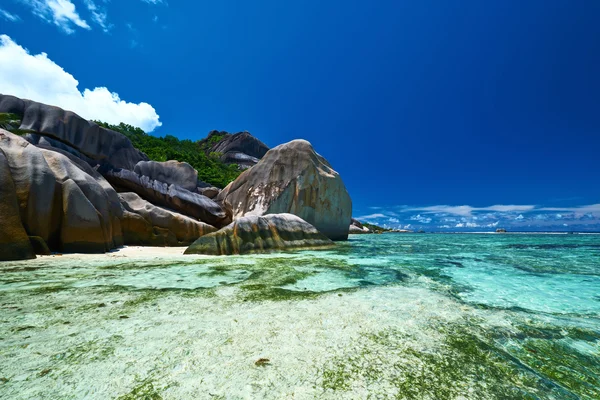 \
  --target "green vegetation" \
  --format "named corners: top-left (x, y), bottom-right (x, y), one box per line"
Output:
top-left (0, 112), bottom-right (31, 135)
top-left (361, 222), bottom-right (392, 233)
top-left (94, 121), bottom-right (241, 188)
